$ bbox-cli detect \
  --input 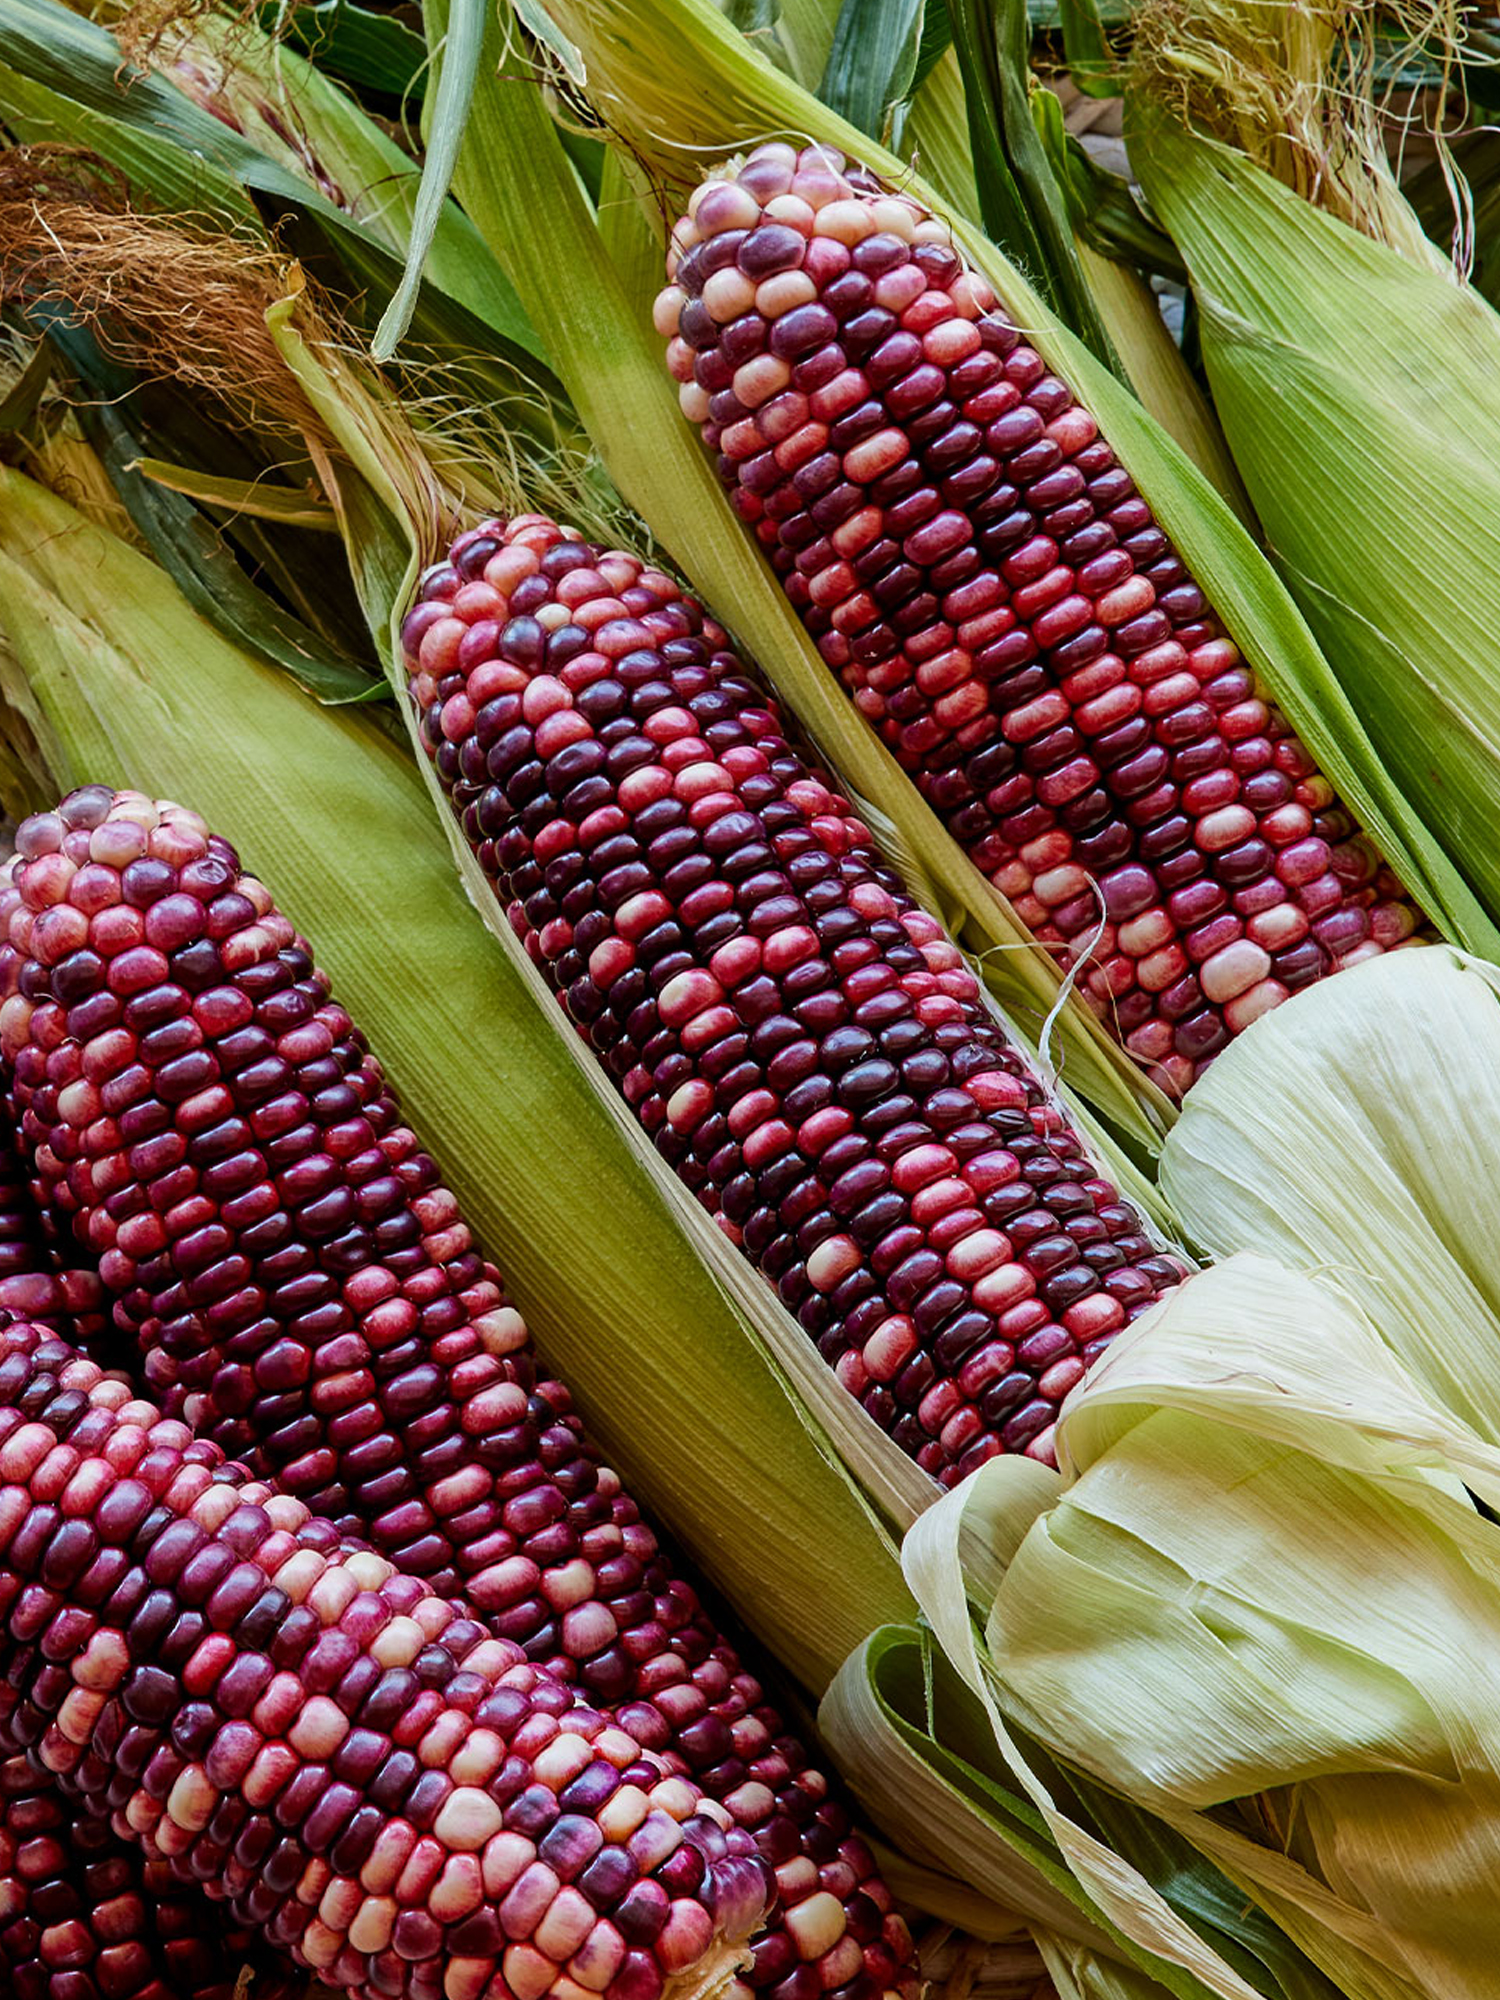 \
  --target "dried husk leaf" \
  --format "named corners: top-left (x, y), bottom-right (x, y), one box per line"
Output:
top-left (967, 1253), bottom-right (1500, 1998)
